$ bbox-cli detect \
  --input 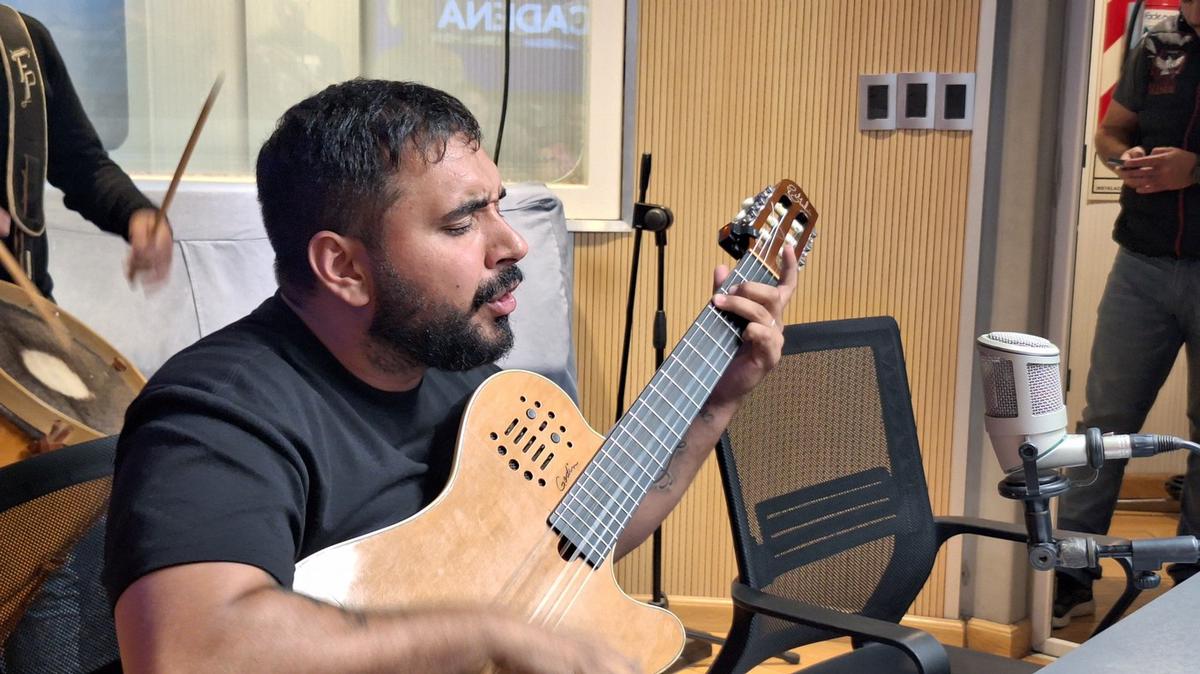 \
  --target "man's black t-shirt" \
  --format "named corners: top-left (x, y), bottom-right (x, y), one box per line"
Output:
top-left (103, 294), bottom-right (497, 601)
top-left (1111, 16), bottom-right (1200, 257)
